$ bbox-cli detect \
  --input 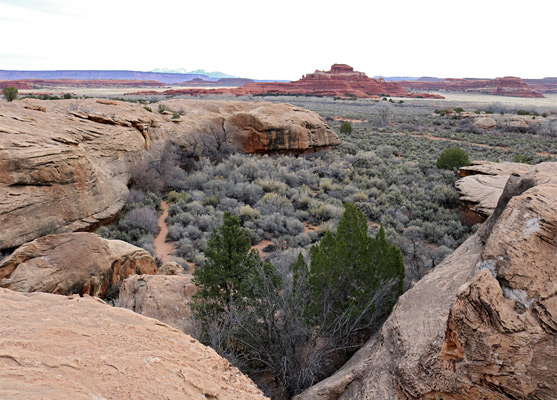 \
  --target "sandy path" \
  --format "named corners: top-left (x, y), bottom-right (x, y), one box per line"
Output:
top-left (154, 201), bottom-right (175, 262)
